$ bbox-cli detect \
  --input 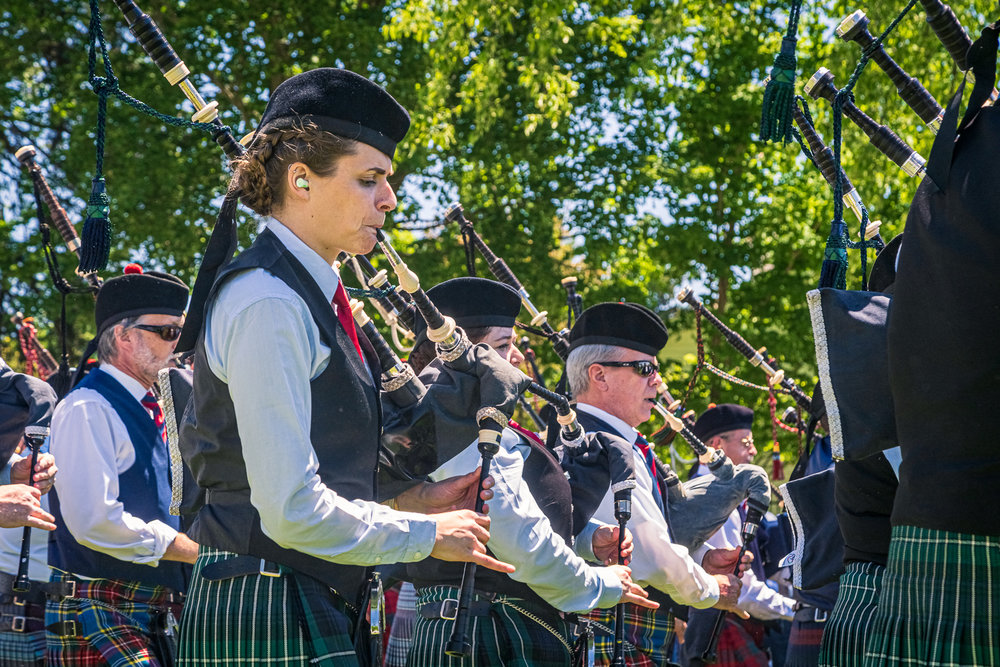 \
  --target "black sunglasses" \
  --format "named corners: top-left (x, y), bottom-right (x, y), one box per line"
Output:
top-left (130, 324), bottom-right (183, 342)
top-left (595, 360), bottom-right (659, 377)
